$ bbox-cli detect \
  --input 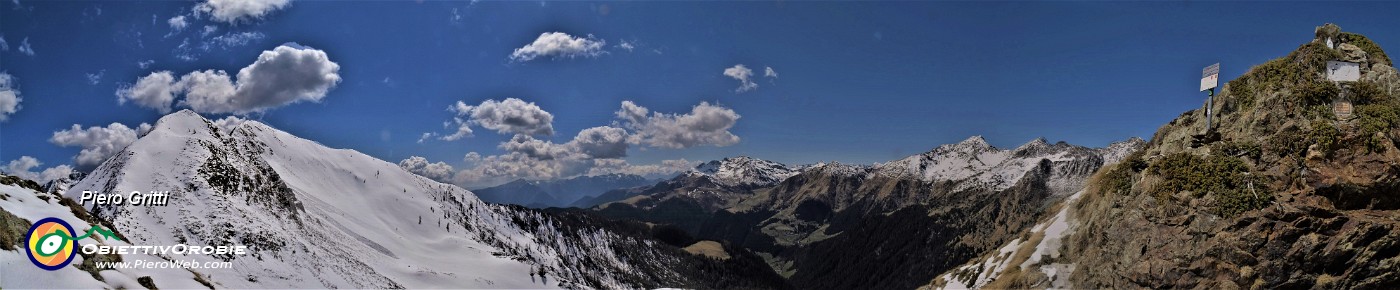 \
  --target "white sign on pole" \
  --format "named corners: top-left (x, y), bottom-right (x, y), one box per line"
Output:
top-left (1200, 63), bottom-right (1220, 91)
top-left (1327, 61), bottom-right (1361, 82)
